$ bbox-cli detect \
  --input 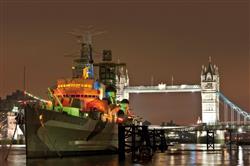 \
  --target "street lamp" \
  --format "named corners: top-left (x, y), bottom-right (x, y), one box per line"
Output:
top-left (238, 127), bottom-right (243, 133)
